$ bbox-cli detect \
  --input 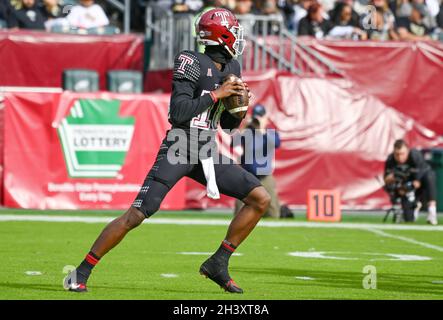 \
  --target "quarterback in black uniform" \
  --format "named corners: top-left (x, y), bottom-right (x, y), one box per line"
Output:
top-left (64, 8), bottom-right (270, 294)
